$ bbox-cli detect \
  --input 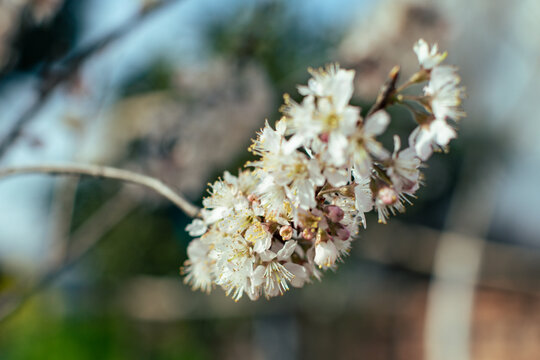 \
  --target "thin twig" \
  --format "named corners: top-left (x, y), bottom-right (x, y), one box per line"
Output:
top-left (0, 163), bottom-right (201, 218)
top-left (50, 178), bottom-right (82, 264)
top-left (0, 0), bottom-right (180, 159)
top-left (366, 65), bottom-right (400, 117)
